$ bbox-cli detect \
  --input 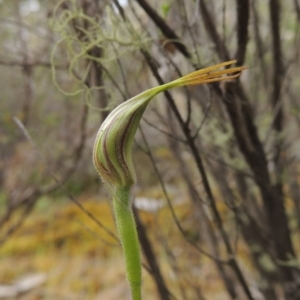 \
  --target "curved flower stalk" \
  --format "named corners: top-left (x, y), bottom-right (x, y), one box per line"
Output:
top-left (93, 60), bottom-right (246, 300)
